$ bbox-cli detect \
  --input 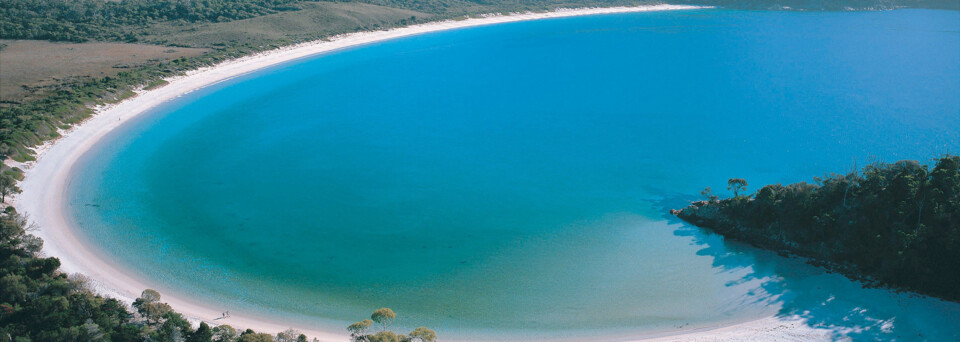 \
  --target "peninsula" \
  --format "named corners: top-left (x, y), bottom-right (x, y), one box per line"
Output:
top-left (674, 155), bottom-right (960, 302)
